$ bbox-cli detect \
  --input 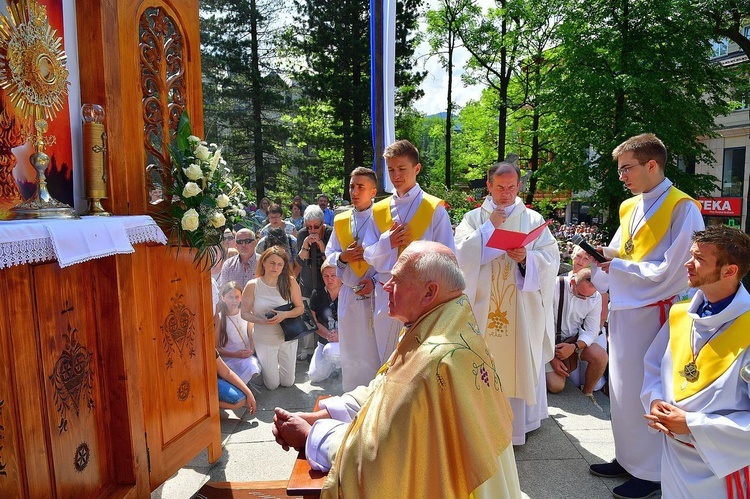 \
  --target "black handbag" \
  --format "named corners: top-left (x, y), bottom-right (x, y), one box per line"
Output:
top-left (275, 301), bottom-right (318, 341)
